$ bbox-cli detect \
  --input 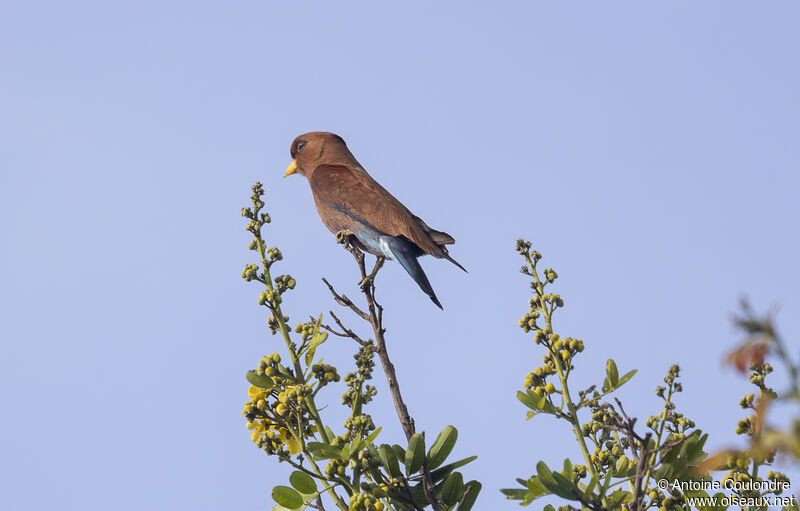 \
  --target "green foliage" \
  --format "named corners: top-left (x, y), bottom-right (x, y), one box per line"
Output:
top-left (241, 185), bottom-right (799, 510)
top-left (504, 240), bottom-right (712, 509)
top-left (504, 241), bottom-right (799, 510)
top-left (240, 183), bottom-right (478, 510)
